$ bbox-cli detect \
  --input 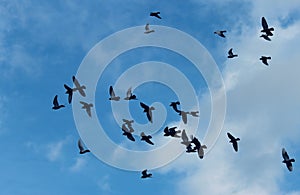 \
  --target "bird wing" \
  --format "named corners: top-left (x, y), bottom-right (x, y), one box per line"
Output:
top-left (228, 48), bottom-right (233, 56)
top-left (64, 84), bottom-right (72, 91)
top-left (127, 133), bottom-right (135, 141)
top-left (86, 106), bottom-right (92, 117)
top-left (64, 84), bottom-right (73, 104)
top-left (80, 101), bottom-right (88, 107)
top-left (146, 110), bottom-right (153, 123)
top-left (78, 87), bottom-right (86, 97)
top-left (140, 102), bottom-right (149, 110)
top-left (145, 23), bottom-right (150, 31)
top-left (72, 76), bottom-right (81, 89)
top-left (181, 111), bottom-right (187, 124)
top-left (181, 130), bottom-right (189, 141)
top-left (126, 87), bottom-right (132, 98)
top-left (282, 148), bottom-right (290, 161)
top-left (122, 124), bottom-right (129, 133)
top-left (261, 17), bottom-right (269, 30)
top-left (164, 126), bottom-right (169, 134)
top-left (53, 95), bottom-right (59, 106)
top-left (109, 86), bottom-right (115, 97)
top-left (78, 139), bottom-right (84, 151)
top-left (233, 141), bottom-right (238, 152)
top-left (227, 132), bottom-right (235, 140)
top-left (142, 169), bottom-right (147, 176)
